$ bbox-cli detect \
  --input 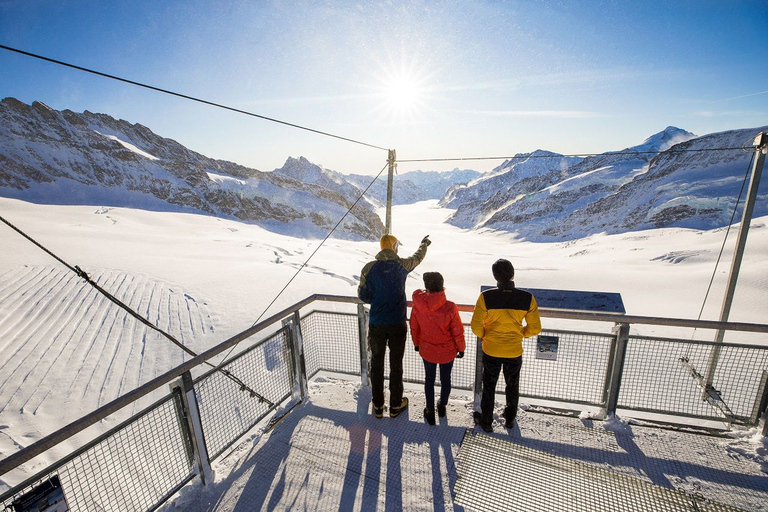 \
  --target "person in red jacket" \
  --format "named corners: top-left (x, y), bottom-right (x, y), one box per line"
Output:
top-left (410, 272), bottom-right (466, 425)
